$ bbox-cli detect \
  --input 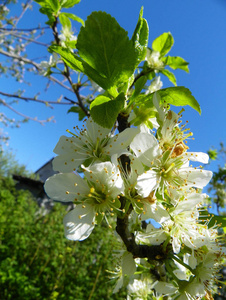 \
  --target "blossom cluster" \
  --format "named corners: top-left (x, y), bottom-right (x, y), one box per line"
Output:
top-left (44, 93), bottom-right (225, 300)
